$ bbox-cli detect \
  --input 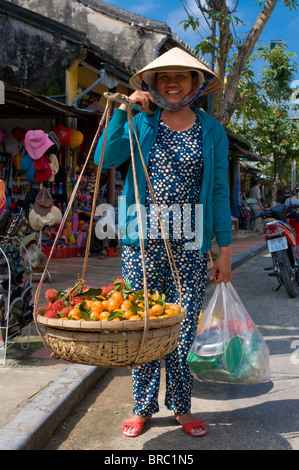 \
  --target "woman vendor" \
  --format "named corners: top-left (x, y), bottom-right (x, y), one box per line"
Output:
top-left (94, 47), bottom-right (232, 438)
